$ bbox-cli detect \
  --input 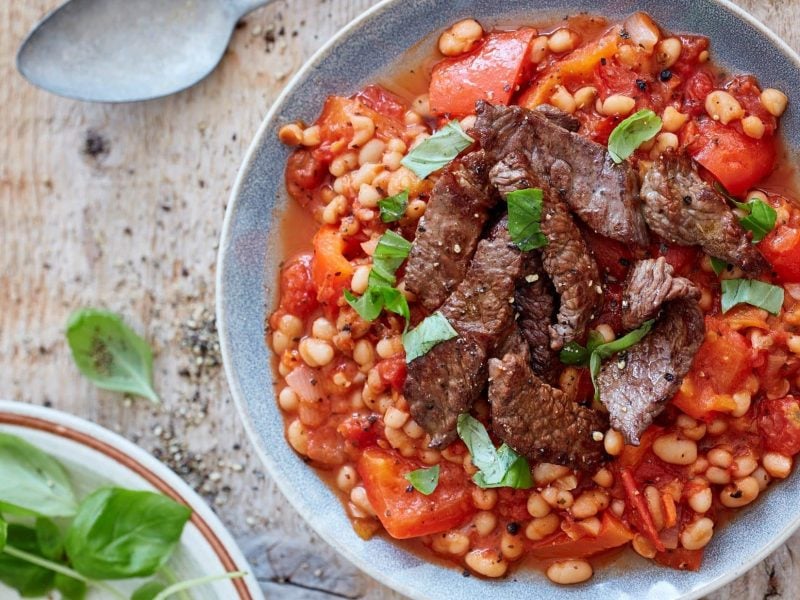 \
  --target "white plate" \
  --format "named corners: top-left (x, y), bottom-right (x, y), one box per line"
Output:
top-left (0, 400), bottom-right (263, 600)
